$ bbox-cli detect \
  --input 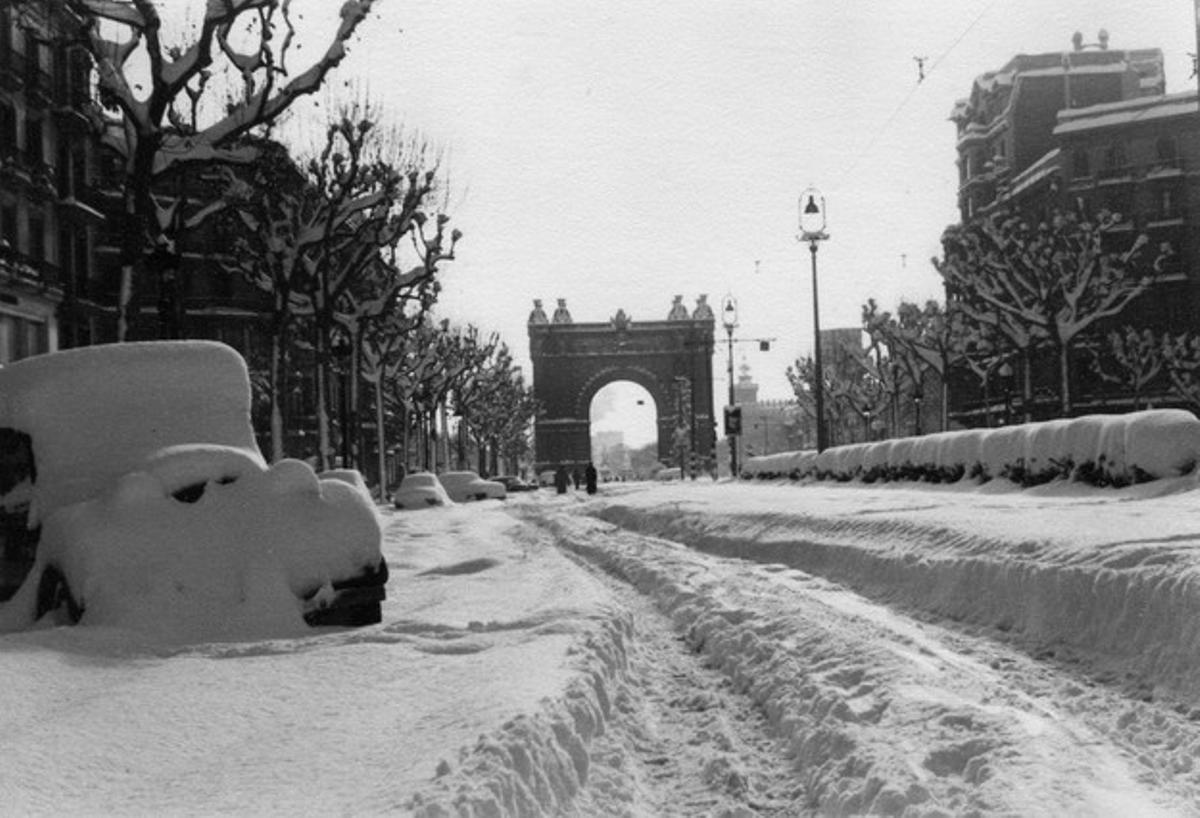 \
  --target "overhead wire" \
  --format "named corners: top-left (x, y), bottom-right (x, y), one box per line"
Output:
top-left (833, 0), bottom-right (1002, 190)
